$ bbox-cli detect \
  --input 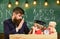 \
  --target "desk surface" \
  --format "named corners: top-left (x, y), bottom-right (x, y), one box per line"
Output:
top-left (10, 33), bottom-right (57, 39)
